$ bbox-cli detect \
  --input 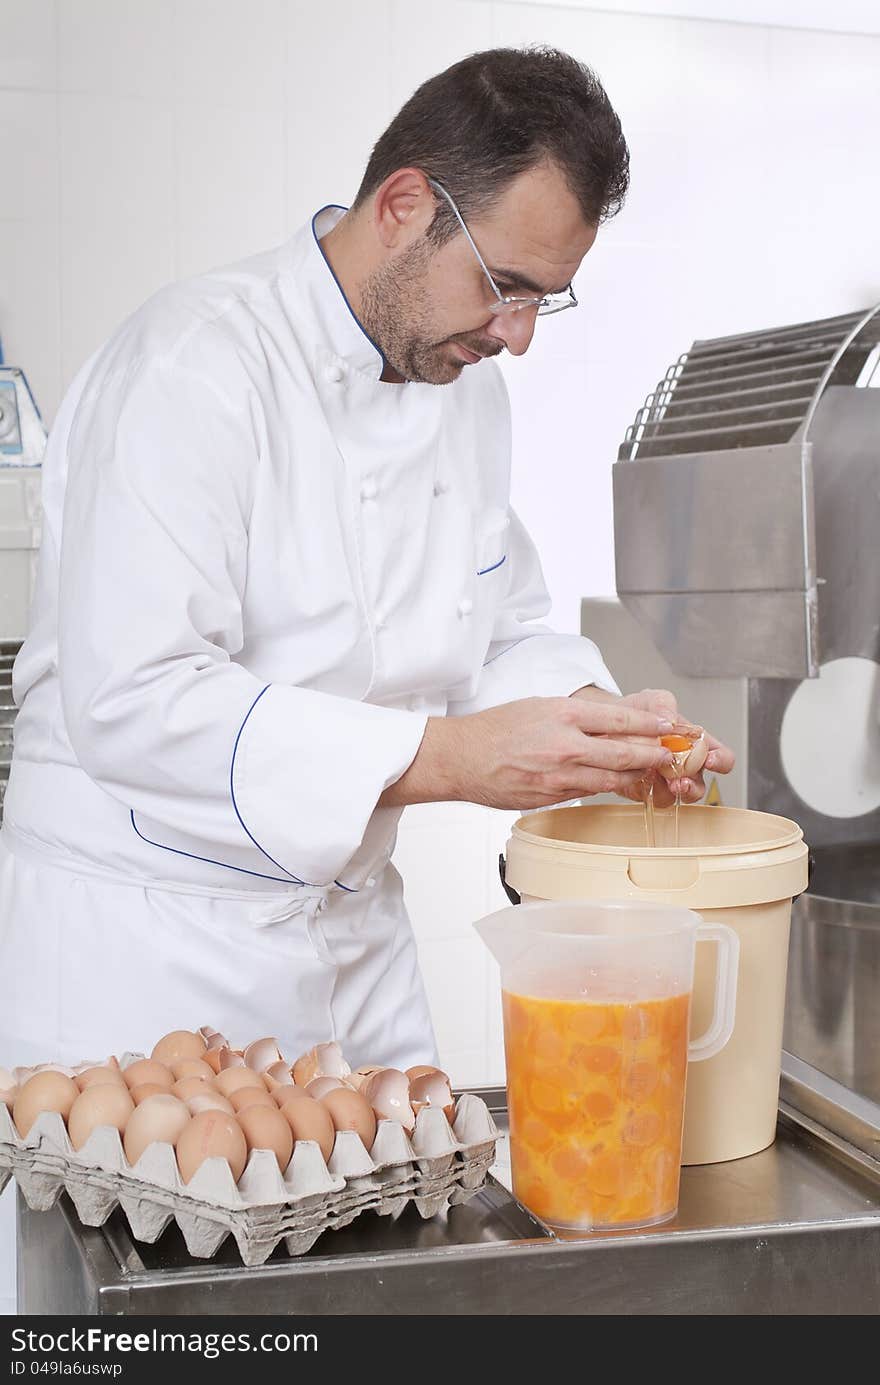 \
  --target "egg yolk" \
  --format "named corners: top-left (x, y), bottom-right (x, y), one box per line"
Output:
top-left (660, 734), bottom-right (693, 752)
